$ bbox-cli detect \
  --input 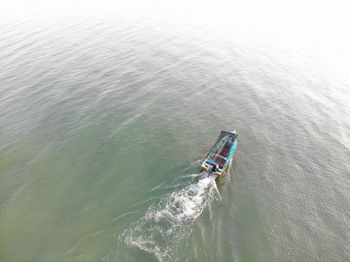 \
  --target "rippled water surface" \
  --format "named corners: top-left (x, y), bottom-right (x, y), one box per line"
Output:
top-left (1, 12), bottom-right (350, 262)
